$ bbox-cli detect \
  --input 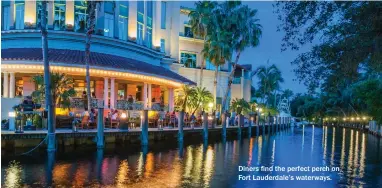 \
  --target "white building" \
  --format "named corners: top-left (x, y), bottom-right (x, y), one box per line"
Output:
top-left (1, 1), bottom-right (253, 119)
